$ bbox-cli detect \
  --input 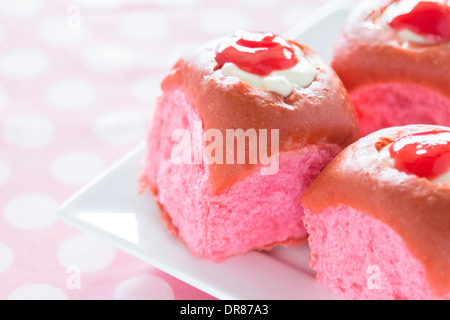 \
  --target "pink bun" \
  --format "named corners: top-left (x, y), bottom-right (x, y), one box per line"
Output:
top-left (302, 124), bottom-right (450, 299)
top-left (141, 34), bottom-right (359, 261)
top-left (331, 0), bottom-right (450, 135)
